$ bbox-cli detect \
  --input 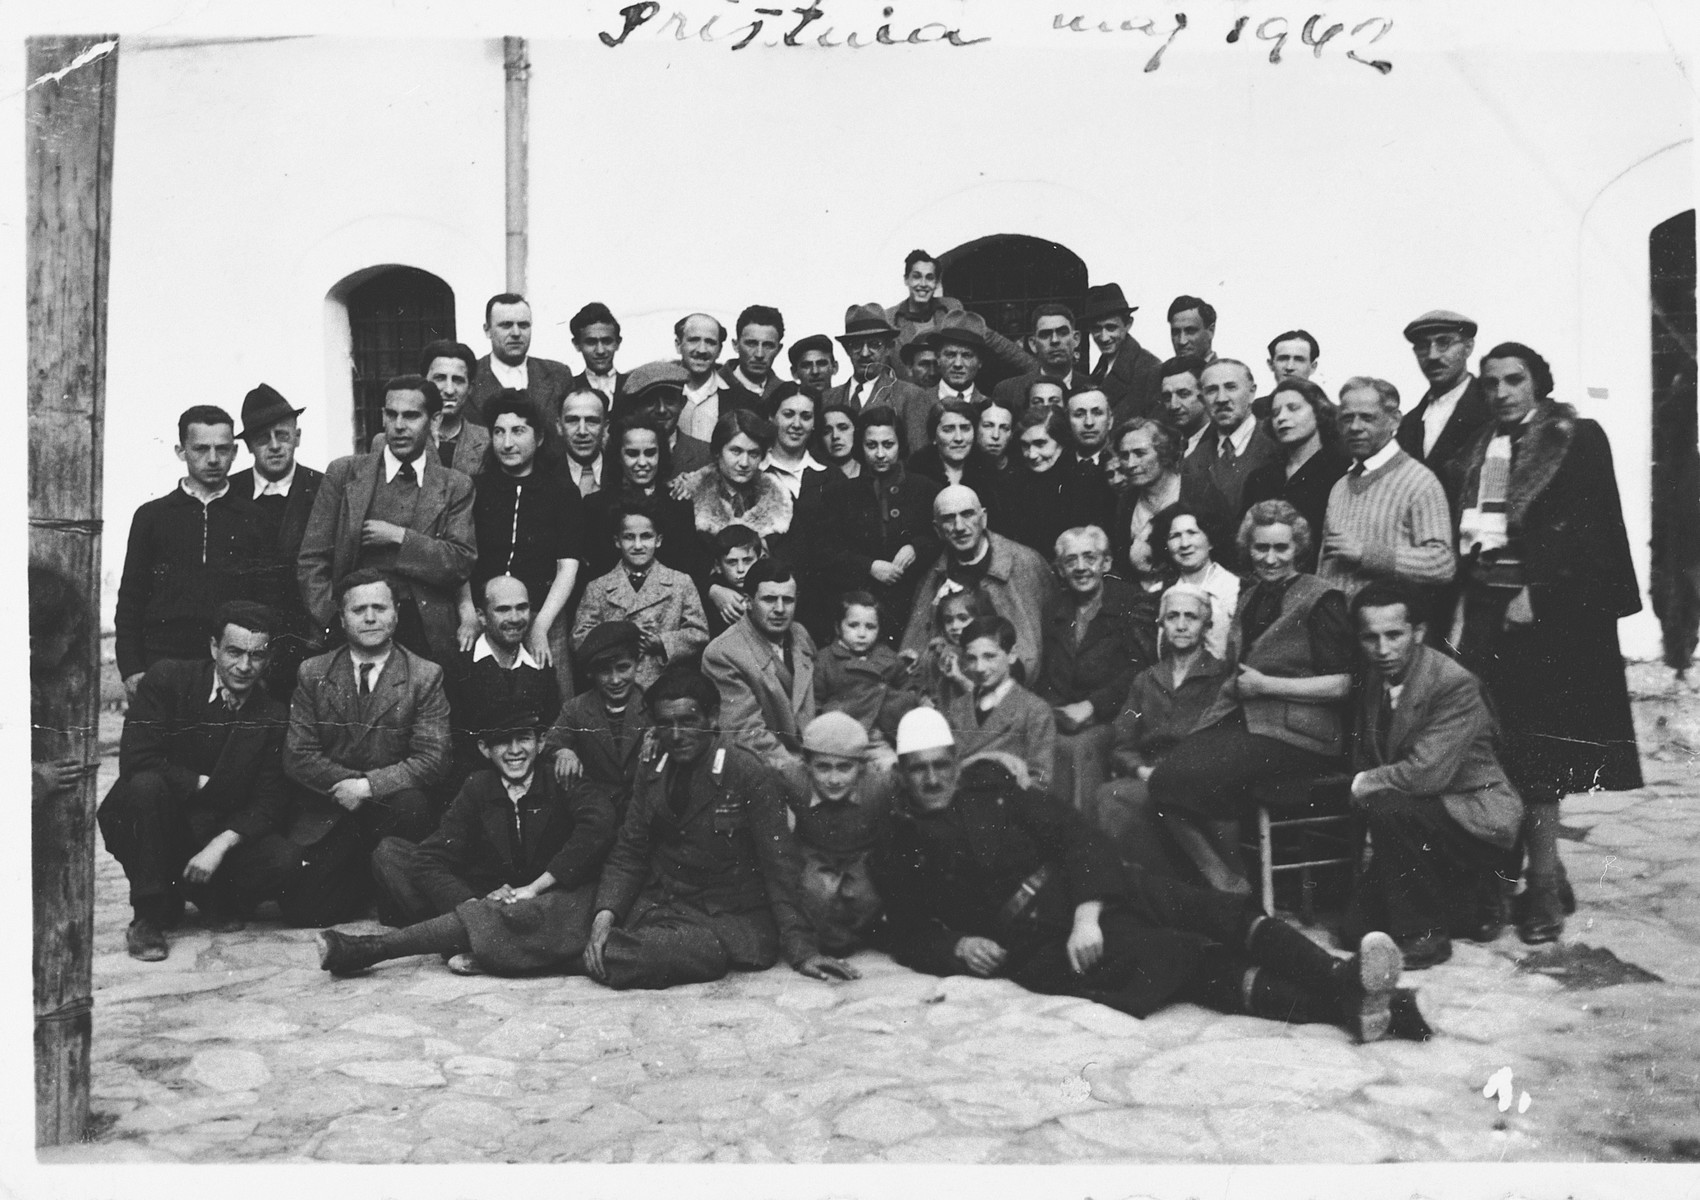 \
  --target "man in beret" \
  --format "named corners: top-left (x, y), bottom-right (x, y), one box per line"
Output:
top-left (1395, 310), bottom-right (1492, 504)
top-left (1082, 282), bottom-right (1164, 421)
top-left (570, 302), bottom-right (628, 407)
top-left (466, 292), bottom-right (576, 429)
top-left (228, 384), bottom-right (324, 699)
top-left (825, 303), bottom-right (907, 415)
top-left (787, 334), bottom-right (838, 398)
